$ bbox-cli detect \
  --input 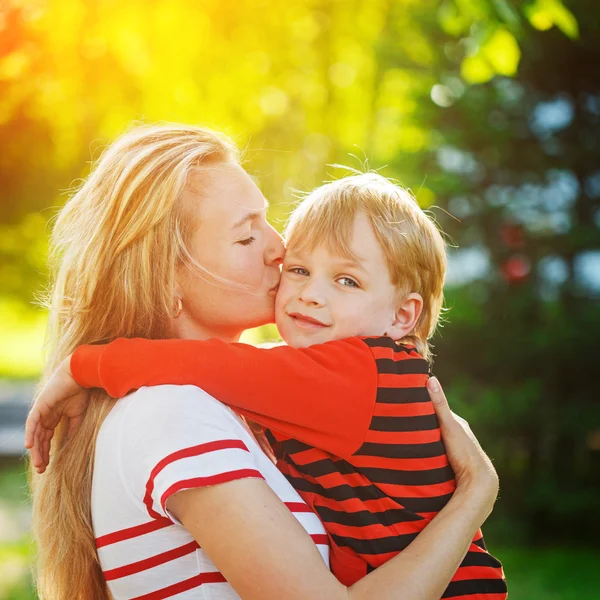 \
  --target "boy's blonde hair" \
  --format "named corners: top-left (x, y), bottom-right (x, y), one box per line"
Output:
top-left (285, 172), bottom-right (446, 361)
